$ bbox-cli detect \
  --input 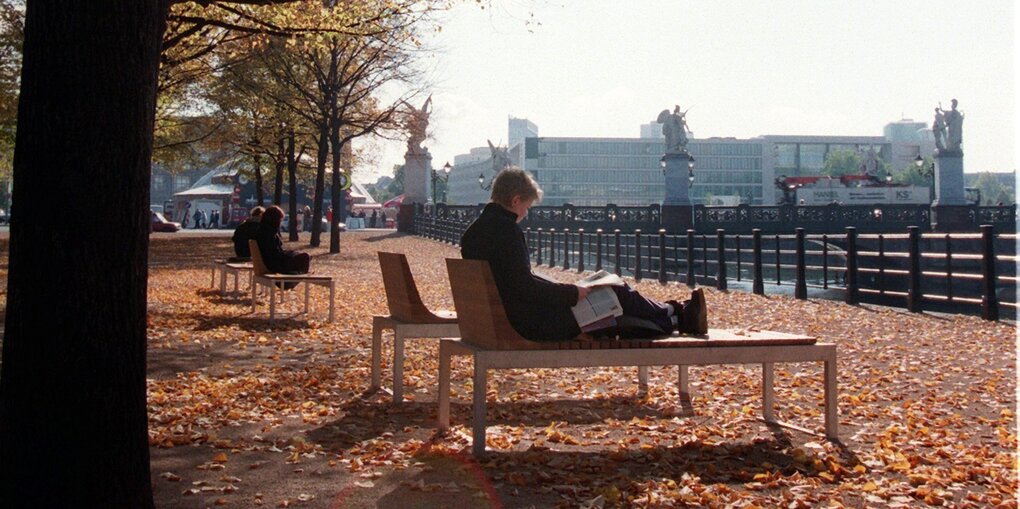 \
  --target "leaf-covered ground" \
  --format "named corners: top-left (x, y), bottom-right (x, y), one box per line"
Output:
top-left (12, 230), bottom-right (1020, 507)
